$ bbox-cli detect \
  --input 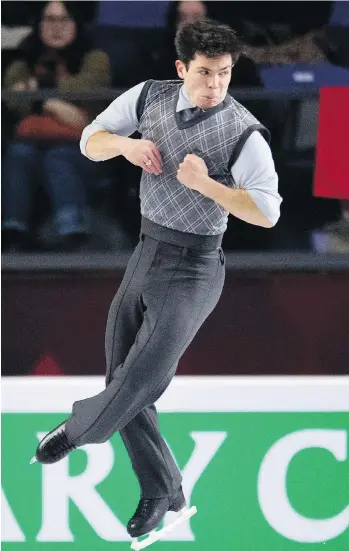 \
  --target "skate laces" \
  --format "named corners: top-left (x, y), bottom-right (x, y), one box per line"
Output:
top-left (49, 428), bottom-right (75, 455)
top-left (134, 499), bottom-right (152, 519)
